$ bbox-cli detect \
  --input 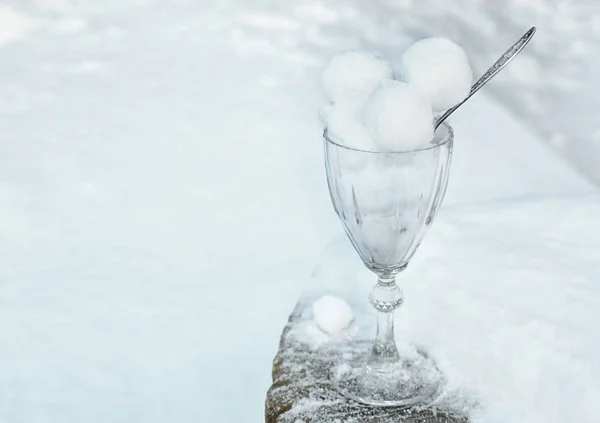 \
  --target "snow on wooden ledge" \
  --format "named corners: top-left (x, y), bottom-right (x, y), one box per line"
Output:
top-left (264, 295), bottom-right (472, 423)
